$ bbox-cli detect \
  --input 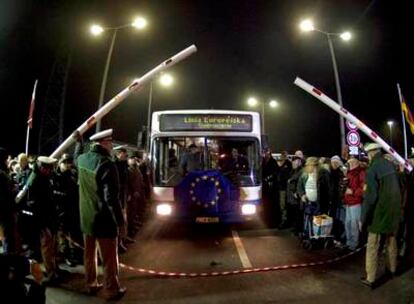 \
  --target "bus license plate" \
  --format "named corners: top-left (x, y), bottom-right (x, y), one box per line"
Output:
top-left (195, 217), bottom-right (219, 223)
